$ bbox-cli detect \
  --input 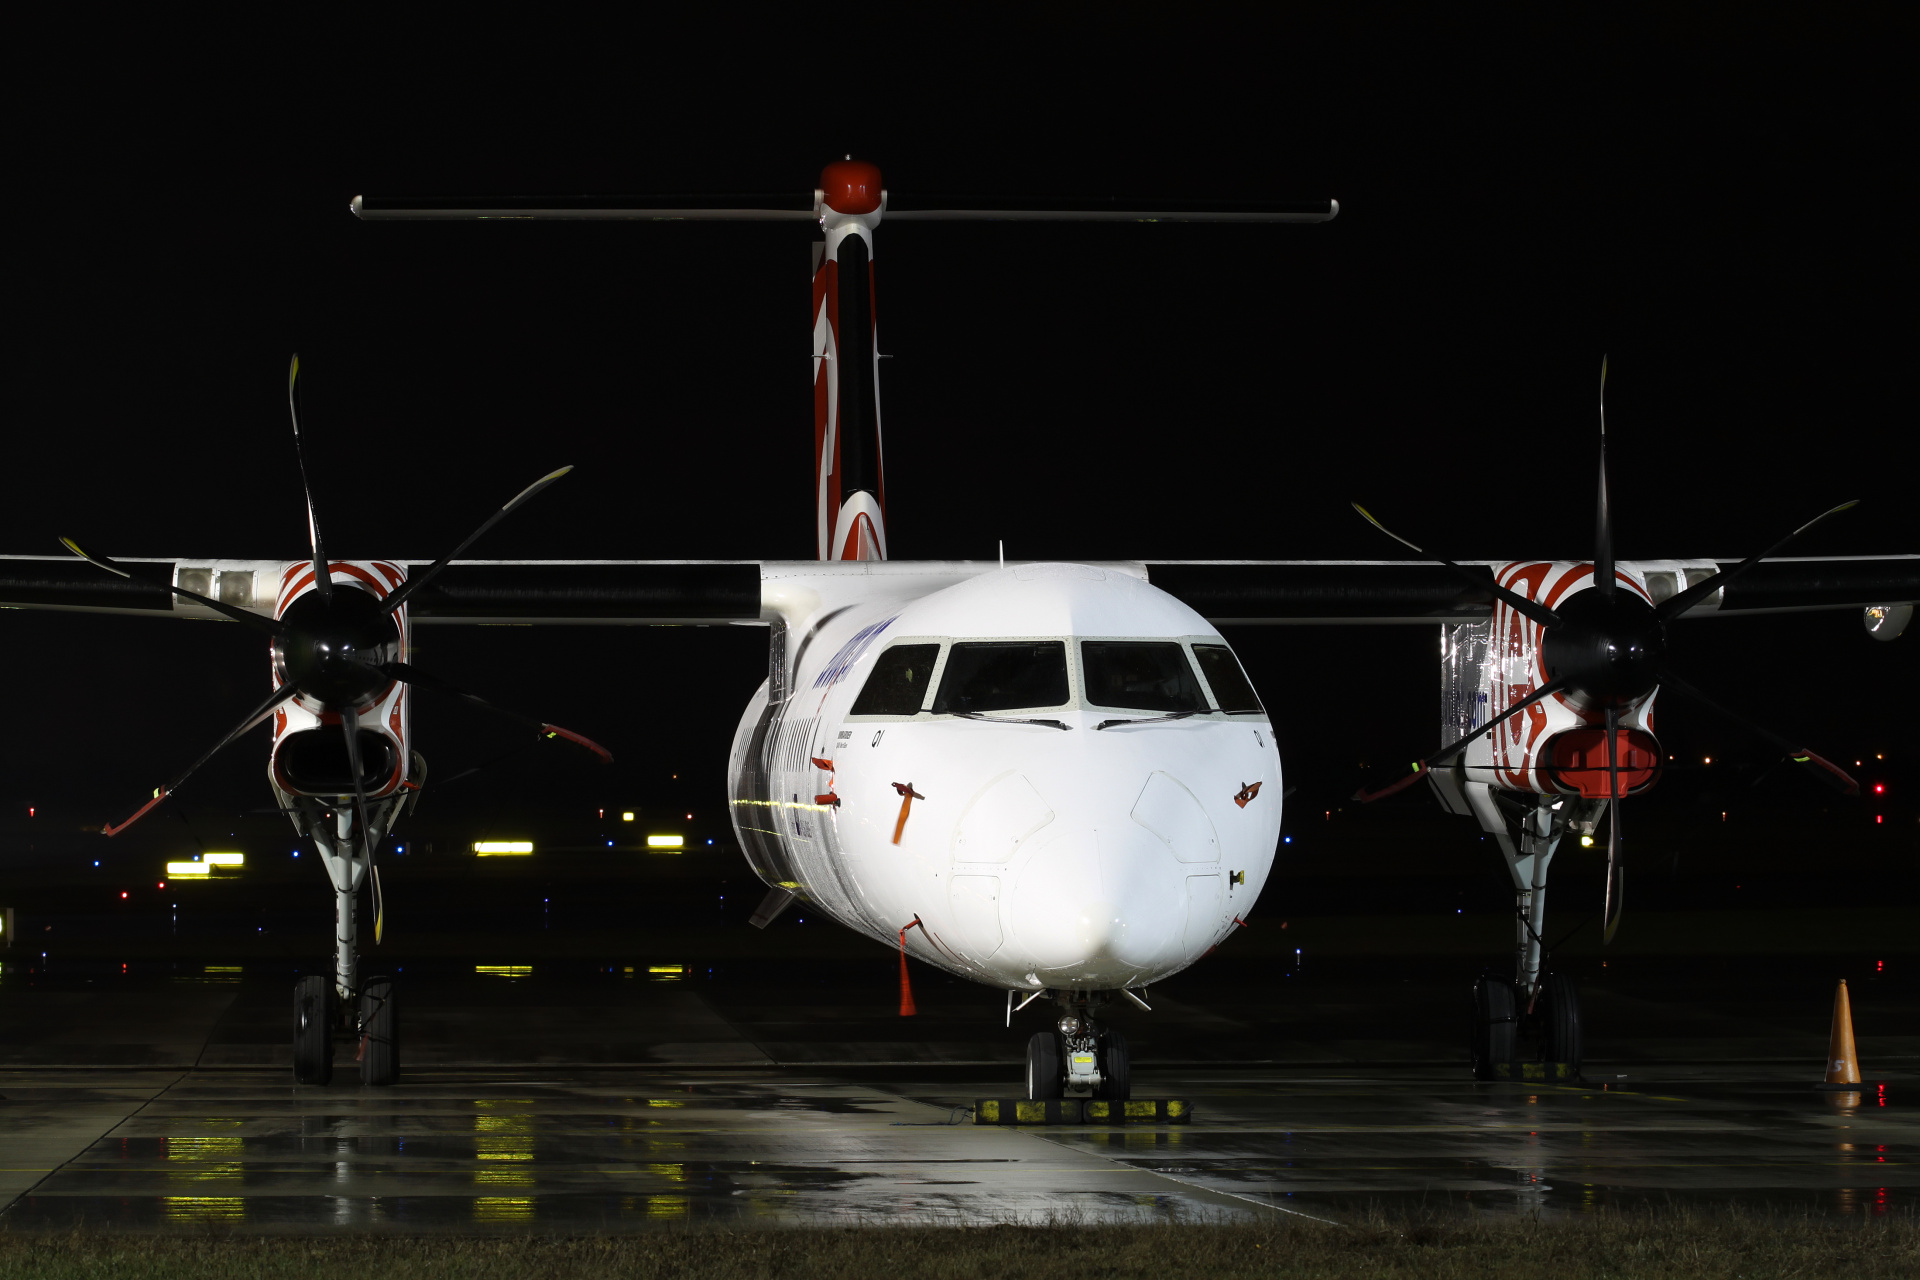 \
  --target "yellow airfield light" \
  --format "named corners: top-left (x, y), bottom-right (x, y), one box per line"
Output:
top-left (202, 852), bottom-right (244, 866)
top-left (622, 811), bottom-right (635, 822)
top-left (646, 835), bottom-right (685, 850)
top-left (166, 862), bottom-right (212, 877)
top-left (475, 965), bottom-right (532, 976)
top-left (1580, 835), bottom-right (1595, 848)
top-left (204, 966), bottom-right (242, 974)
top-left (473, 841), bottom-right (534, 856)
top-left (648, 965), bottom-right (684, 975)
